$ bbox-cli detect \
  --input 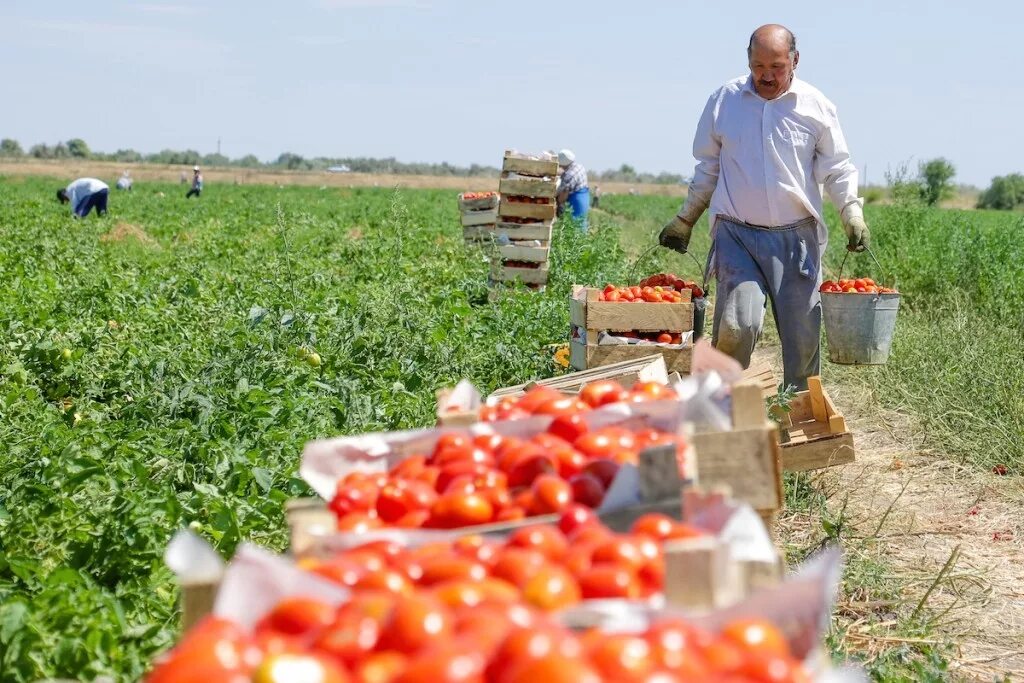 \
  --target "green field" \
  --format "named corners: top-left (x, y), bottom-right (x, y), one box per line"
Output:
top-left (1, 177), bottom-right (1021, 681)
